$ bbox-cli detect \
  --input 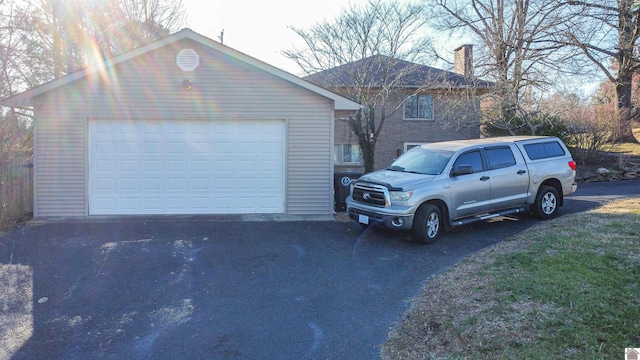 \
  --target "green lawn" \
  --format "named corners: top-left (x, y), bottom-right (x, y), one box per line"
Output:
top-left (381, 198), bottom-right (640, 359)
